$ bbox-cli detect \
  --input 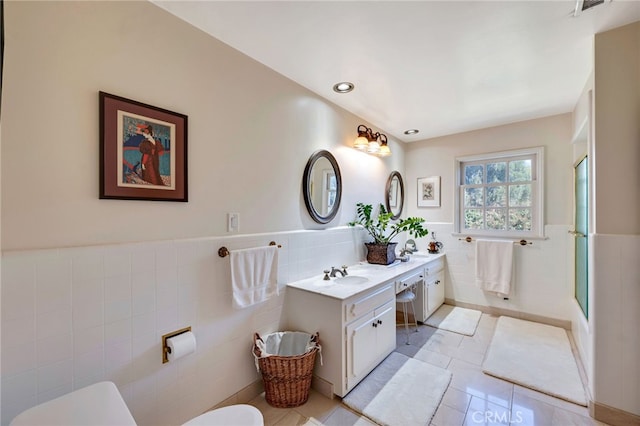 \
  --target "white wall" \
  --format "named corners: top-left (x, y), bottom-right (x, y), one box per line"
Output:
top-left (0, 227), bottom-right (369, 426)
top-left (594, 22), bottom-right (640, 236)
top-left (0, 1), bottom-right (401, 425)
top-left (0, 0), bottom-right (403, 252)
top-left (591, 21), bottom-right (640, 417)
top-left (404, 114), bottom-right (575, 321)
